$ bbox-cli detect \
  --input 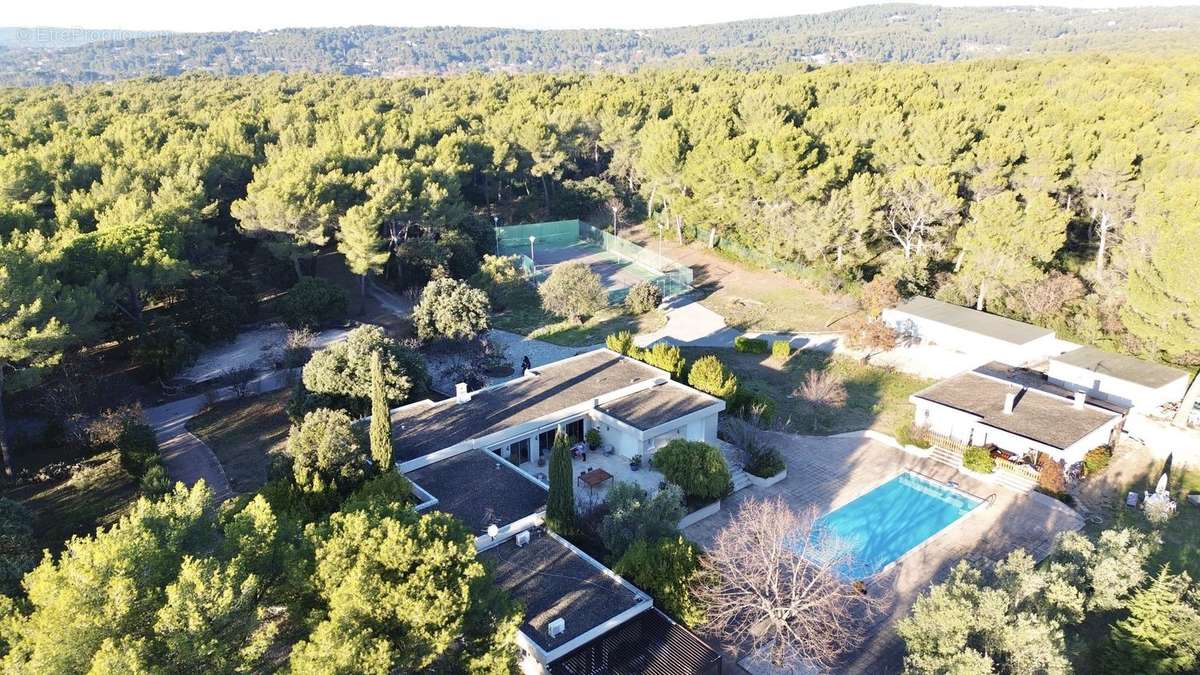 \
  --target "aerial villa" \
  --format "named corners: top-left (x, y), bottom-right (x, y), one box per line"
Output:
top-left (388, 349), bottom-right (726, 675)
